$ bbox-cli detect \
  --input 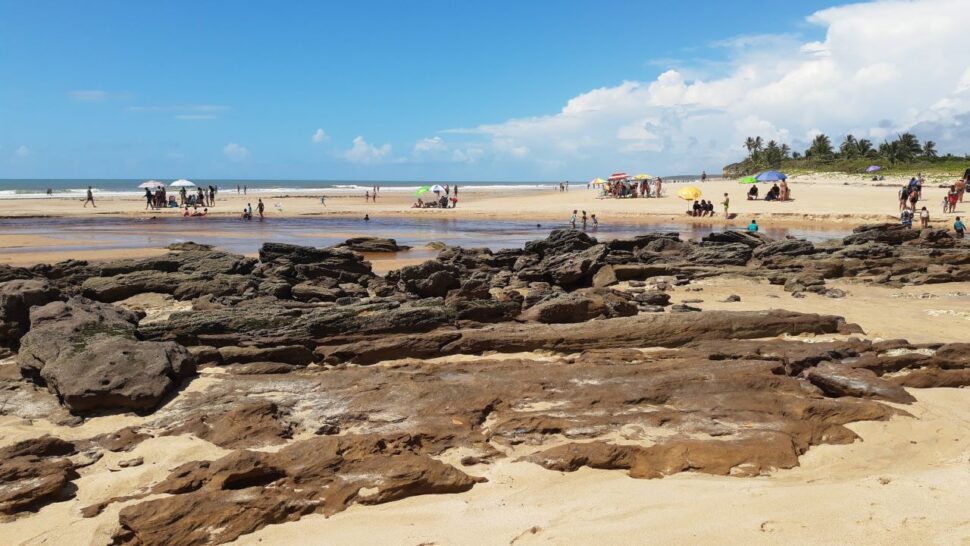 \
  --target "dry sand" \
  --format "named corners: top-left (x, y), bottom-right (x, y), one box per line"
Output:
top-left (1, 175), bottom-right (965, 230)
